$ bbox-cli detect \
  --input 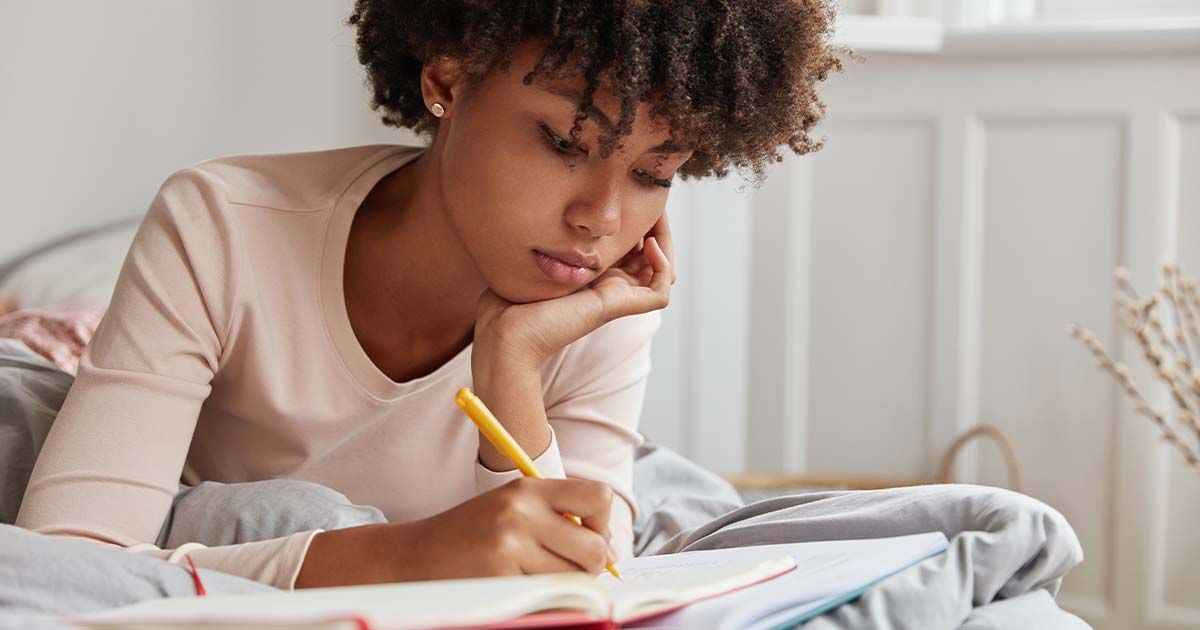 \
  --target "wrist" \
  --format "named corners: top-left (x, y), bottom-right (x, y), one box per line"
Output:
top-left (472, 339), bottom-right (542, 394)
top-left (295, 523), bottom-right (407, 588)
top-left (473, 312), bottom-right (550, 370)
top-left (470, 357), bottom-right (551, 472)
